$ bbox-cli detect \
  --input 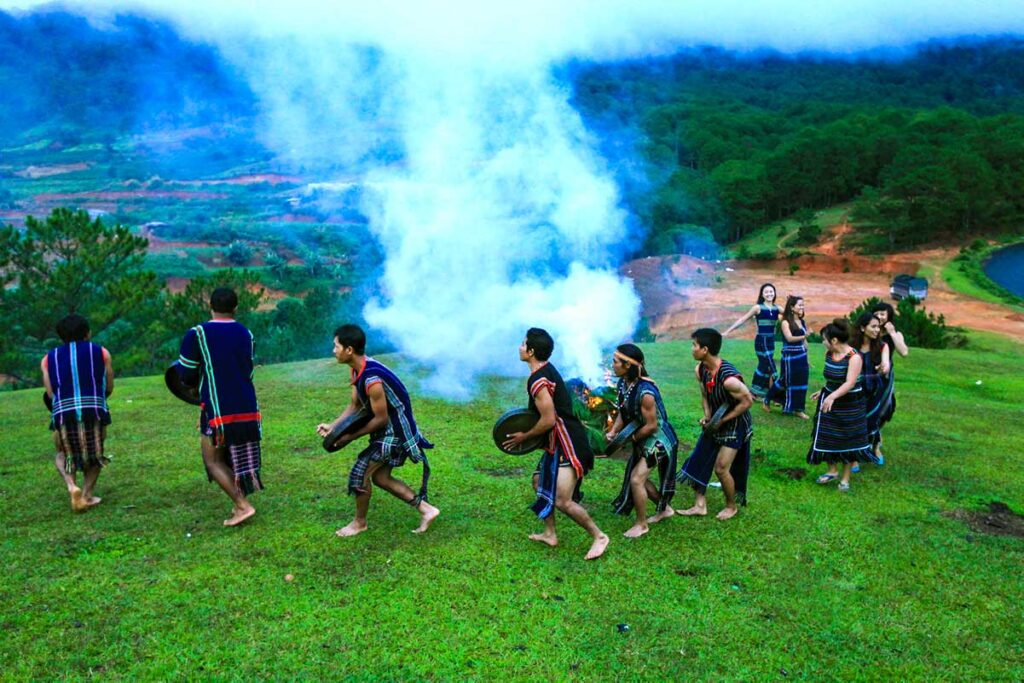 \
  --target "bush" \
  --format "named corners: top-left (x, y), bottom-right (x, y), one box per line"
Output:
top-left (848, 296), bottom-right (965, 349)
top-left (225, 240), bottom-right (254, 266)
